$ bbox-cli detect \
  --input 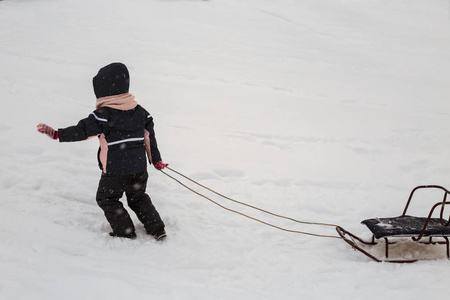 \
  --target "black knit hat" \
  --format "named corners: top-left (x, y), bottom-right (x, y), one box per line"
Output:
top-left (93, 62), bottom-right (130, 99)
